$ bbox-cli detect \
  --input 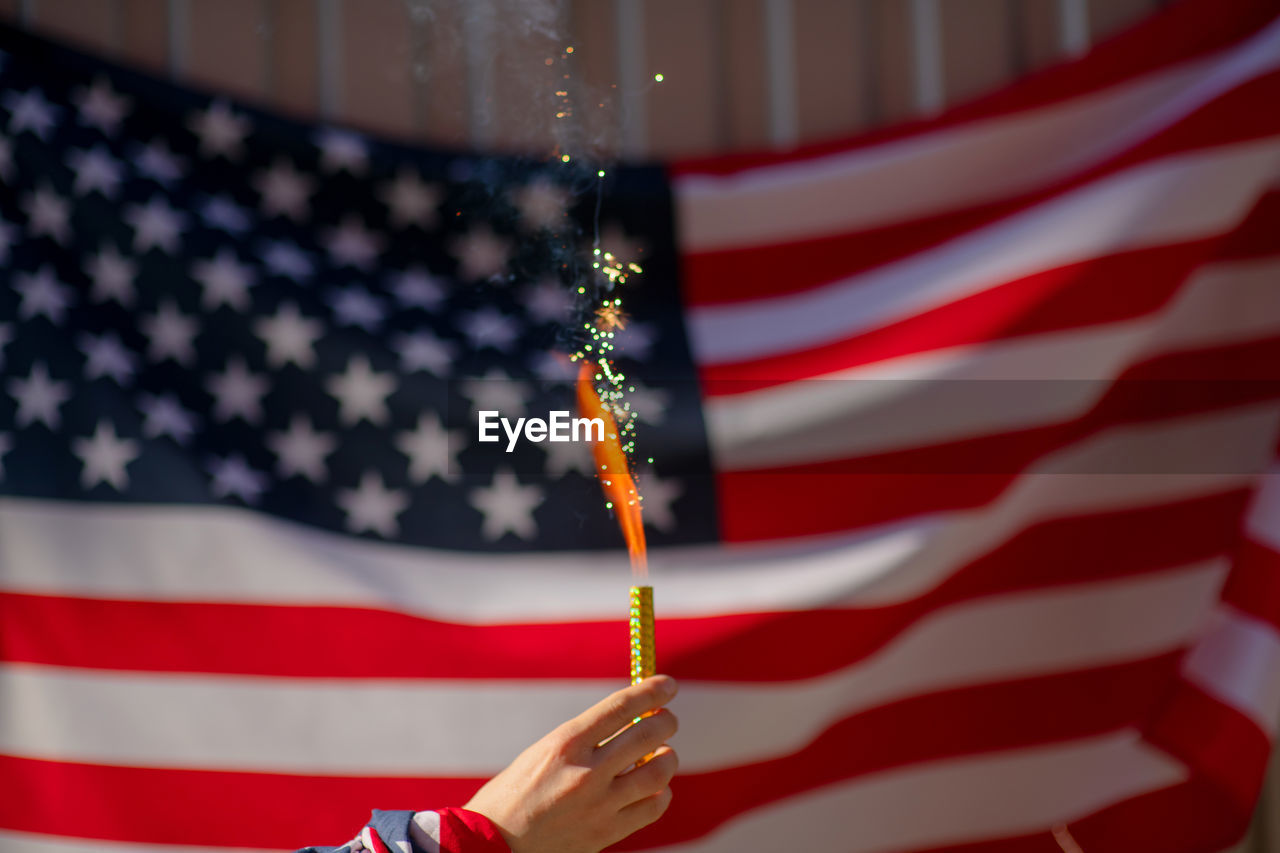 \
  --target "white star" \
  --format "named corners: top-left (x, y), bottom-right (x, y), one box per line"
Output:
top-left (133, 139), bottom-right (185, 185)
top-left (452, 227), bottom-right (511, 281)
top-left (337, 471), bottom-right (409, 538)
top-left (327, 356), bottom-right (395, 426)
top-left (254, 159), bottom-right (314, 220)
top-left (523, 279), bottom-right (574, 324)
top-left (67, 146), bottom-right (124, 198)
top-left (636, 471), bottom-right (682, 532)
top-left (140, 301), bottom-right (198, 365)
top-left (613, 321), bottom-right (658, 361)
top-left (324, 216), bottom-right (384, 270)
top-left (396, 413), bottom-right (462, 483)
top-left (391, 330), bottom-right (455, 375)
top-left (72, 420), bottom-right (139, 491)
top-left (458, 307), bottom-right (521, 352)
top-left (379, 168), bottom-right (441, 229)
top-left (0, 432), bottom-right (11, 481)
top-left (543, 437), bottom-right (594, 477)
top-left (512, 178), bottom-right (570, 231)
top-left (599, 223), bottom-right (647, 267)
top-left (3, 88), bottom-right (60, 139)
top-left (328, 286), bottom-right (386, 332)
top-left (73, 78), bottom-right (129, 135)
top-left (87, 245), bottom-right (137, 306)
top-left (261, 241), bottom-right (315, 279)
top-left (138, 392), bottom-right (198, 444)
top-left (207, 358), bottom-right (269, 424)
top-left (79, 331), bottom-right (137, 385)
top-left (189, 100), bottom-right (249, 159)
top-left (200, 195), bottom-right (252, 234)
top-left (470, 469), bottom-right (543, 541)
top-left (24, 185), bottom-right (71, 244)
top-left (530, 350), bottom-right (577, 383)
top-left (125, 197), bottom-right (186, 253)
top-left (208, 454), bottom-right (268, 504)
top-left (15, 266), bottom-right (73, 324)
top-left (266, 415), bottom-right (337, 483)
top-left (389, 267), bottom-right (446, 310)
top-left (626, 384), bottom-right (670, 426)
top-left (315, 128), bottom-right (368, 174)
top-left (256, 303), bottom-right (322, 369)
top-left (462, 369), bottom-right (530, 417)
top-left (0, 219), bottom-right (15, 265)
top-left (8, 363), bottom-right (70, 429)
top-left (192, 248), bottom-right (255, 311)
